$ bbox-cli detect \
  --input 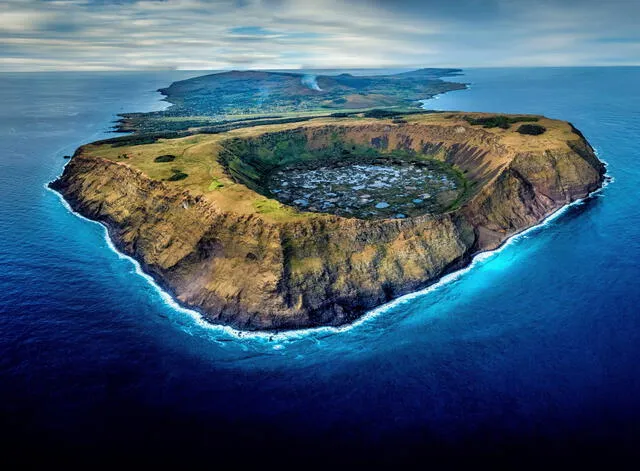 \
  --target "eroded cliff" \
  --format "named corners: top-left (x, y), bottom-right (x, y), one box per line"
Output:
top-left (51, 113), bottom-right (605, 330)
